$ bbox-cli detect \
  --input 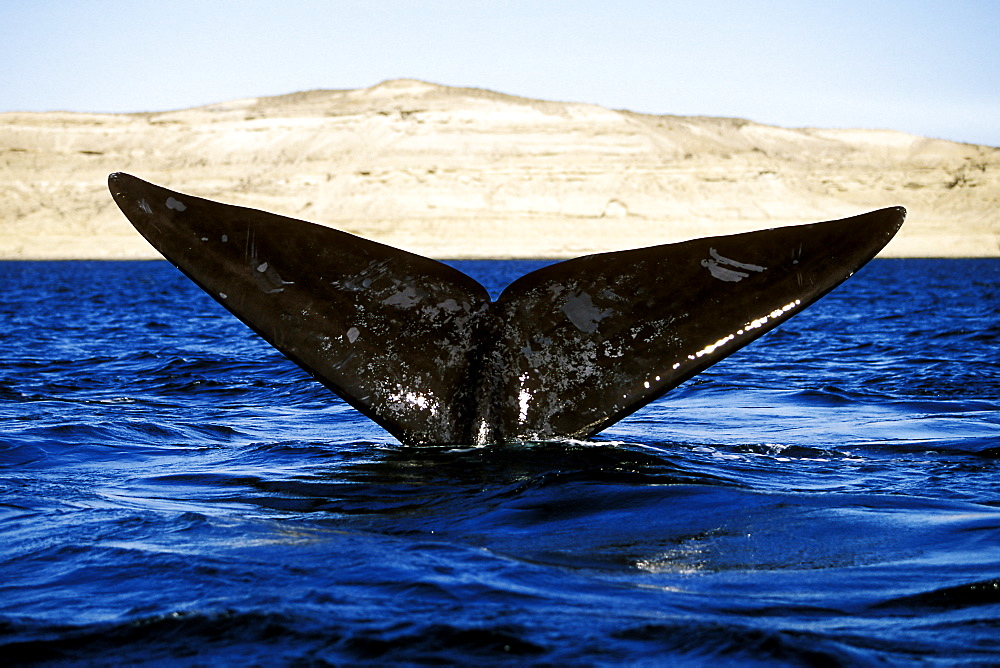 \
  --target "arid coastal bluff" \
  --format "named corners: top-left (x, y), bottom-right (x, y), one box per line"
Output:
top-left (2, 79), bottom-right (997, 259)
